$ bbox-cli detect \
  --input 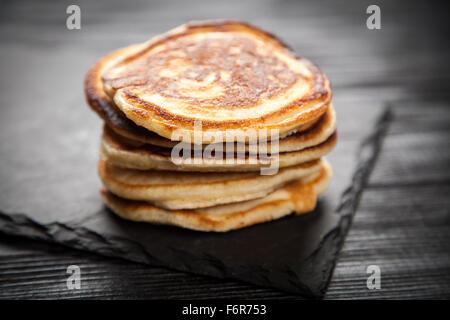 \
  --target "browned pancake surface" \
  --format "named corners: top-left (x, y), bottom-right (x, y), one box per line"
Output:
top-left (98, 21), bottom-right (331, 142)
